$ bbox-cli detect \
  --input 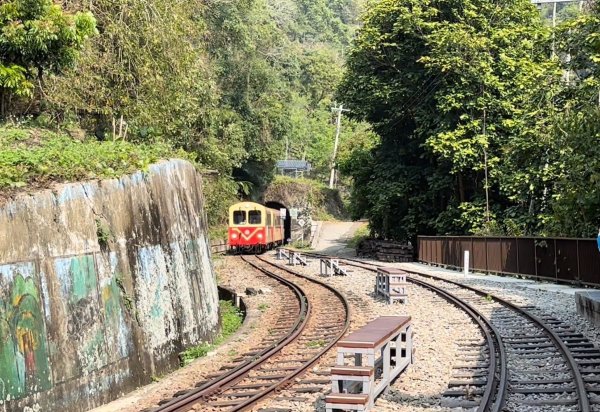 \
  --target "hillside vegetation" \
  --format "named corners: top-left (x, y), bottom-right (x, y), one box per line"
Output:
top-left (339, 0), bottom-right (600, 240)
top-left (0, 126), bottom-right (187, 195)
top-left (0, 0), bottom-right (370, 227)
top-left (4, 0), bottom-right (600, 240)
top-left (264, 176), bottom-right (346, 221)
